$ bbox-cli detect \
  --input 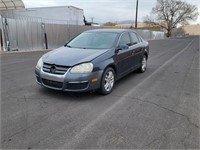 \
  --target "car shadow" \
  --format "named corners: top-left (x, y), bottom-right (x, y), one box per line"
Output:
top-left (38, 87), bottom-right (101, 102)
top-left (36, 69), bottom-right (151, 101)
top-left (115, 71), bottom-right (139, 86)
